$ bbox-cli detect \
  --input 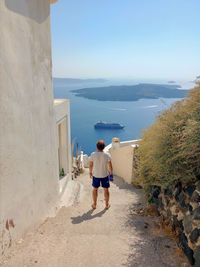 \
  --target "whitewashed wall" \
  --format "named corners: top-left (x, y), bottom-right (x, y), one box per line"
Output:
top-left (110, 145), bottom-right (135, 184)
top-left (54, 99), bottom-right (72, 193)
top-left (0, 0), bottom-right (60, 256)
top-left (105, 139), bottom-right (138, 184)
